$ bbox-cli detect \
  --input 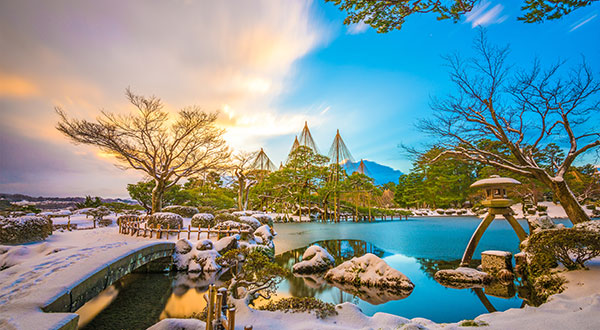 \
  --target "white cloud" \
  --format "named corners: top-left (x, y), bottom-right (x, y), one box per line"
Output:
top-left (570, 14), bottom-right (597, 32)
top-left (0, 0), bottom-right (329, 196)
top-left (347, 21), bottom-right (369, 35)
top-left (465, 2), bottom-right (508, 28)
